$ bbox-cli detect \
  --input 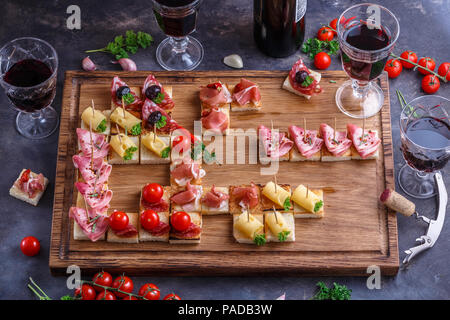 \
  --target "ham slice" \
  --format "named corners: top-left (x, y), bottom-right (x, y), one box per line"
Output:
top-left (170, 182), bottom-right (201, 212)
top-left (288, 125), bottom-right (324, 158)
top-left (170, 161), bottom-right (205, 186)
top-left (232, 183), bottom-right (259, 209)
top-left (69, 207), bottom-right (109, 242)
top-left (111, 76), bottom-right (143, 112)
top-left (320, 123), bottom-right (352, 156)
top-left (75, 181), bottom-right (112, 211)
top-left (171, 222), bottom-right (201, 239)
top-left (141, 197), bottom-right (169, 212)
top-left (199, 82), bottom-right (232, 108)
top-left (148, 221), bottom-right (170, 236)
top-left (142, 74), bottom-right (175, 110)
top-left (347, 123), bottom-right (381, 159)
top-left (73, 155), bottom-right (111, 188)
top-left (232, 78), bottom-right (261, 106)
top-left (258, 125), bottom-right (294, 158)
top-left (201, 107), bottom-right (228, 133)
top-left (16, 171), bottom-right (45, 198)
top-left (142, 100), bottom-right (178, 134)
top-left (112, 223), bottom-right (138, 237)
top-left (202, 185), bottom-right (229, 208)
top-left (76, 128), bottom-right (109, 159)
top-left (288, 59), bottom-right (322, 96)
